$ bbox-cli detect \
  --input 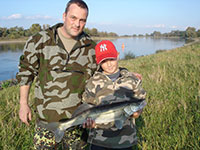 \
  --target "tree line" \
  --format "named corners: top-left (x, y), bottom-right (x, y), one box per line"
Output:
top-left (0, 23), bottom-right (200, 39)
top-left (133, 27), bottom-right (200, 38)
top-left (0, 24), bottom-right (49, 39)
top-left (0, 24), bottom-right (118, 39)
